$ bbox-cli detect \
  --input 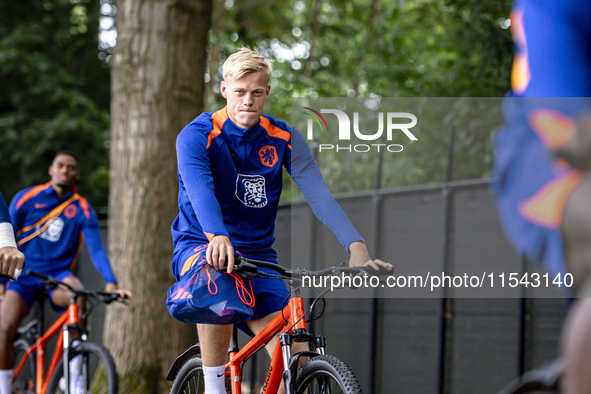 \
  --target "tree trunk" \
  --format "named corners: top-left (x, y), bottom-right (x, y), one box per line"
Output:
top-left (105, 0), bottom-right (212, 392)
